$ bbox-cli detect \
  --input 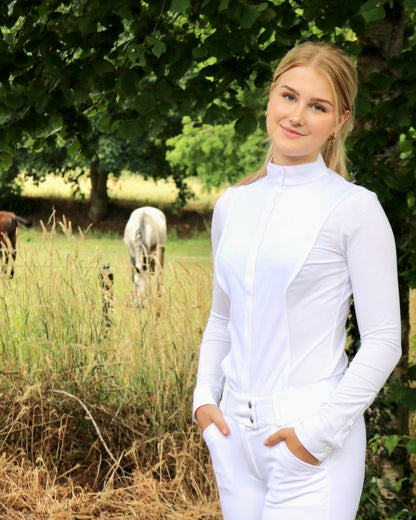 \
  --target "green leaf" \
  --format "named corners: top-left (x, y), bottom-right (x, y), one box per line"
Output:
top-left (97, 113), bottom-right (118, 134)
top-left (119, 70), bottom-right (140, 98)
top-left (118, 119), bottom-right (143, 139)
top-left (134, 90), bottom-right (156, 115)
top-left (145, 35), bottom-right (167, 58)
top-left (240, 4), bottom-right (262, 29)
top-left (93, 59), bottom-right (114, 75)
top-left (406, 438), bottom-right (416, 454)
top-left (369, 434), bottom-right (381, 454)
top-left (148, 0), bottom-right (165, 16)
top-left (399, 137), bottom-right (413, 154)
top-left (4, 93), bottom-right (26, 109)
top-left (384, 434), bottom-right (402, 456)
top-left (355, 95), bottom-right (372, 117)
top-left (126, 43), bottom-right (146, 67)
top-left (360, 0), bottom-right (386, 23)
top-left (78, 18), bottom-right (97, 35)
top-left (349, 13), bottom-right (366, 35)
top-left (203, 103), bottom-right (224, 125)
top-left (0, 130), bottom-right (9, 151)
top-left (170, 0), bottom-right (190, 14)
top-left (234, 111), bottom-right (258, 137)
top-left (0, 151), bottom-right (13, 170)
top-left (44, 54), bottom-right (64, 71)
